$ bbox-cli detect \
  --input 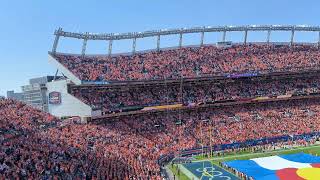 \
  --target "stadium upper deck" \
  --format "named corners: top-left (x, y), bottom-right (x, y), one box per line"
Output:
top-left (47, 25), bottom-right (320, 119)
top-left (49, 25), bottom-right (320, 84)
top-left (52, 44), bottom-right (320, 83)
